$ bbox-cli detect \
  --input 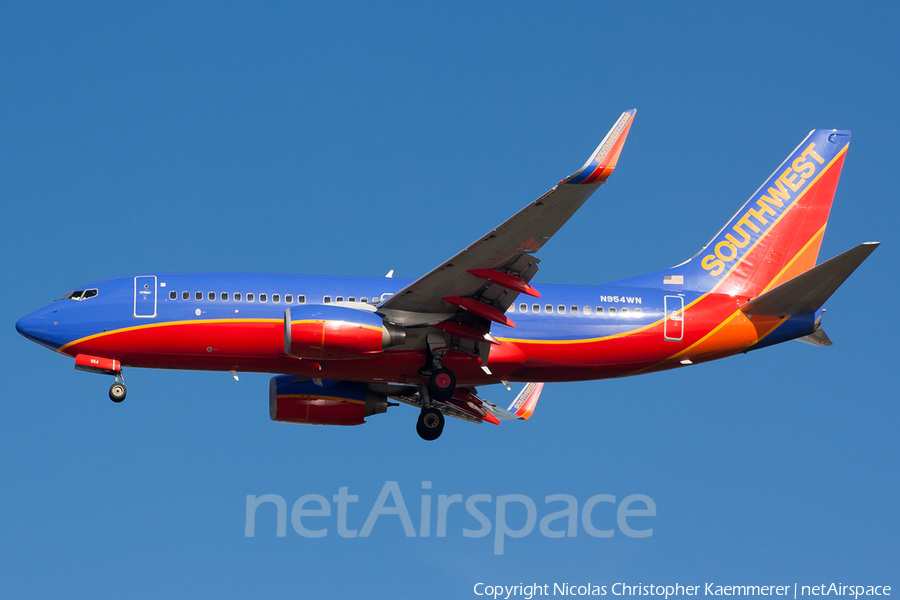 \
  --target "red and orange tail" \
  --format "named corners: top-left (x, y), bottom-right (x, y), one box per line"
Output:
top-left (689, 129), bottom-right (850, 297)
